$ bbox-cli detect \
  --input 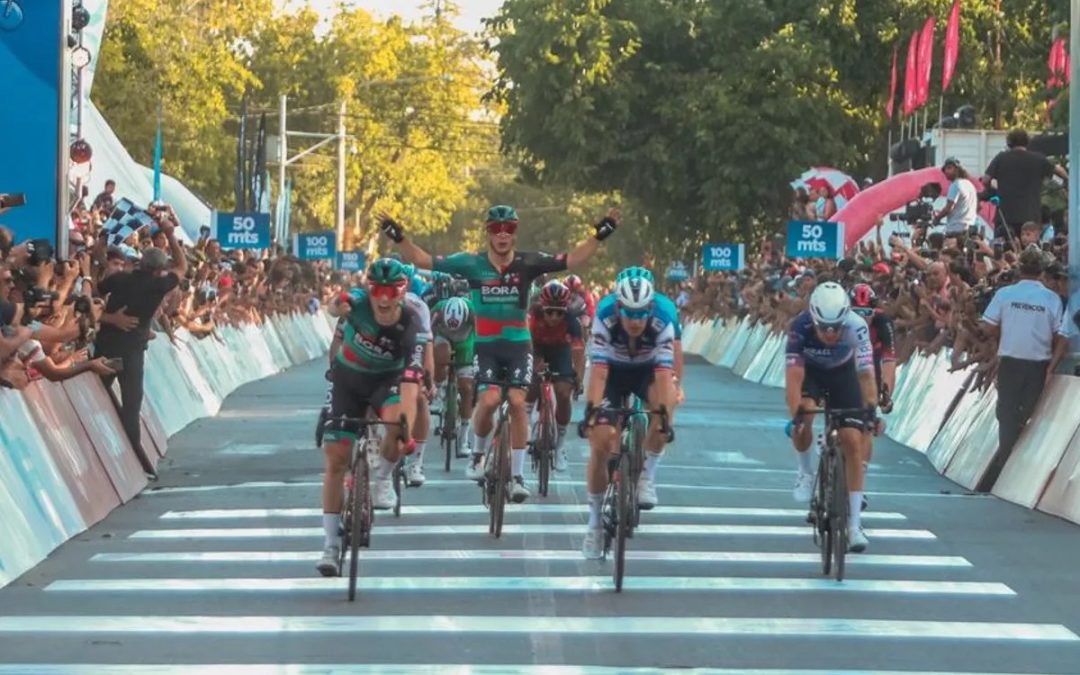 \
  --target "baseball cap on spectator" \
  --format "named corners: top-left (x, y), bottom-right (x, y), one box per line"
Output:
top-left (218, 274), bottom-right (234, 290)
top-left (871, 261), bottom-right (892, 276)
top-left (1045, 262), bottom-right (1068, 280)
top-left (140, 247), bottom-right (170, 272)
top-left (1018, 247), bottom-right (1045, 276)
top-left (942, 156), bottom-right (962, 170)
